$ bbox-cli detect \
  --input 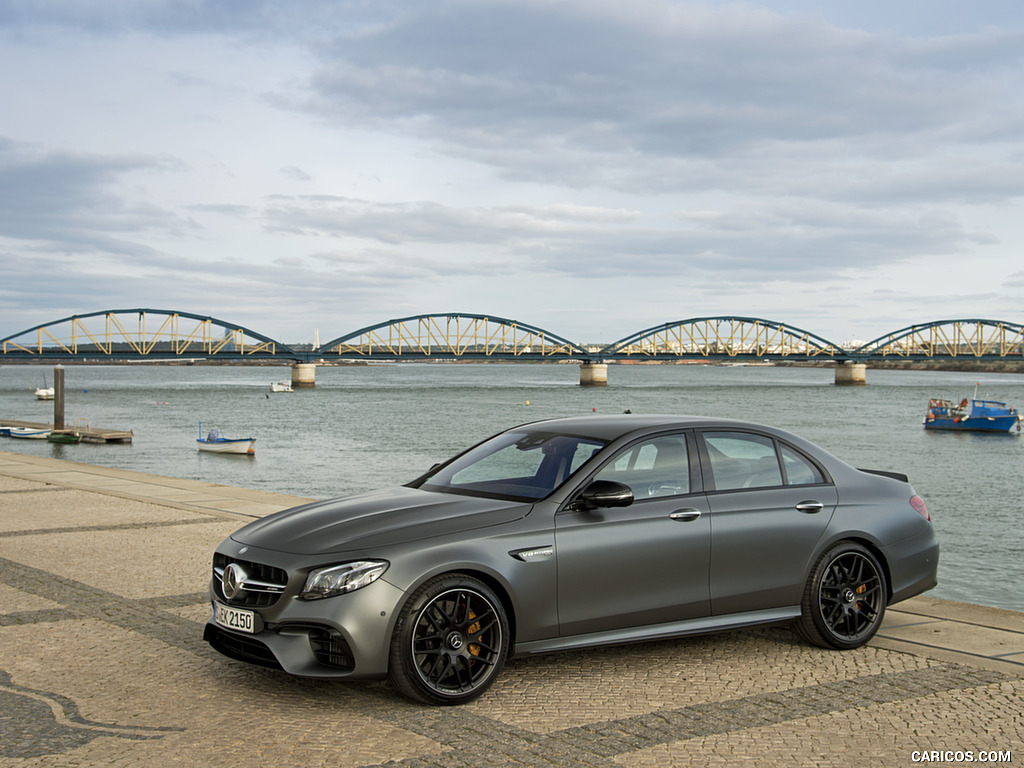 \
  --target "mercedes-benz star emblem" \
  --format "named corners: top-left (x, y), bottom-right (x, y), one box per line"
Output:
top-left (222, 562), bottom-right (248, 600)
